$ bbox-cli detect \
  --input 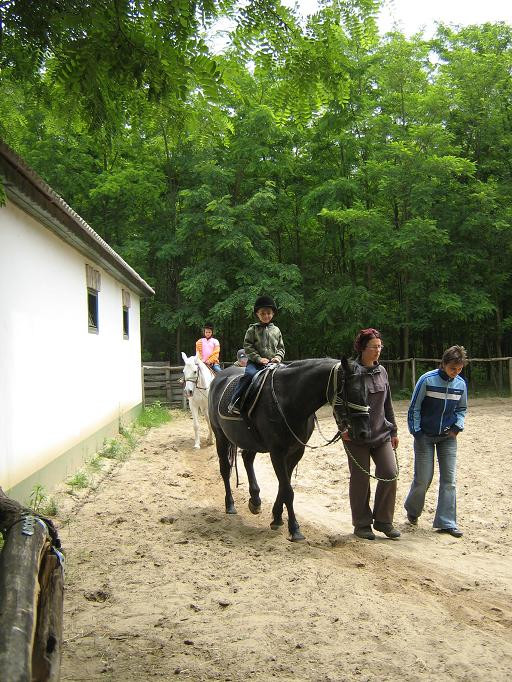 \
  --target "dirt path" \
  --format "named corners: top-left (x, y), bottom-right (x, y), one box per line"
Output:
top-left (59, 399), bottom-right (512, 681)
